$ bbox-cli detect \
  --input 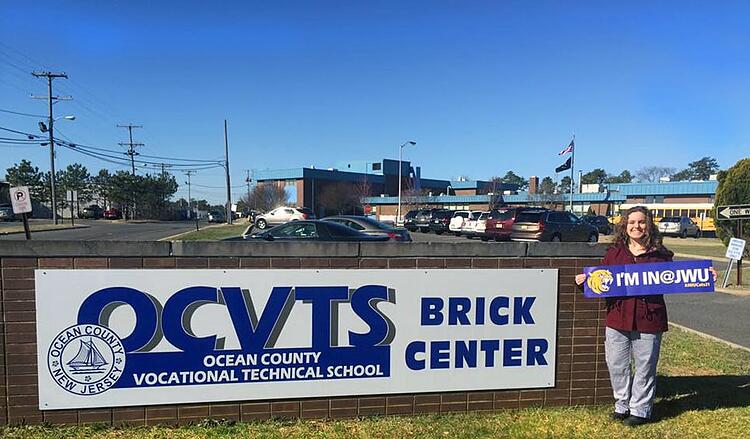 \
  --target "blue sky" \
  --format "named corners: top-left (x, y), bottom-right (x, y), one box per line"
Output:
top-left (1, 1), bottom-right (748, 203)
